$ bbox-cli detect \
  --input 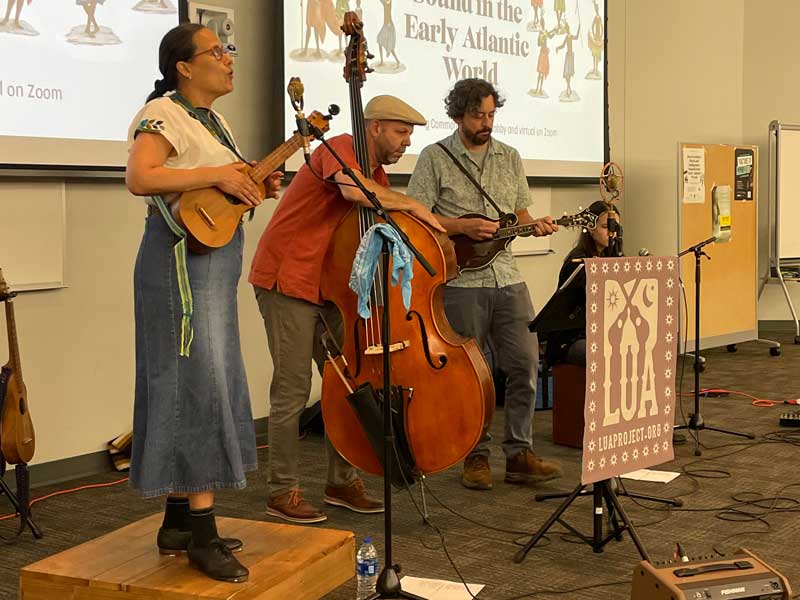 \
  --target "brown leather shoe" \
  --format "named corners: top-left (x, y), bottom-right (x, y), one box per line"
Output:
top-left (324, 478), bottom-right (384, 514)
top-left (266, 489), bottom-right (327, 524)
top-left (505, 449), bottom-right (563, 484)
top-left (461, 454), bottom-right (492, 490)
